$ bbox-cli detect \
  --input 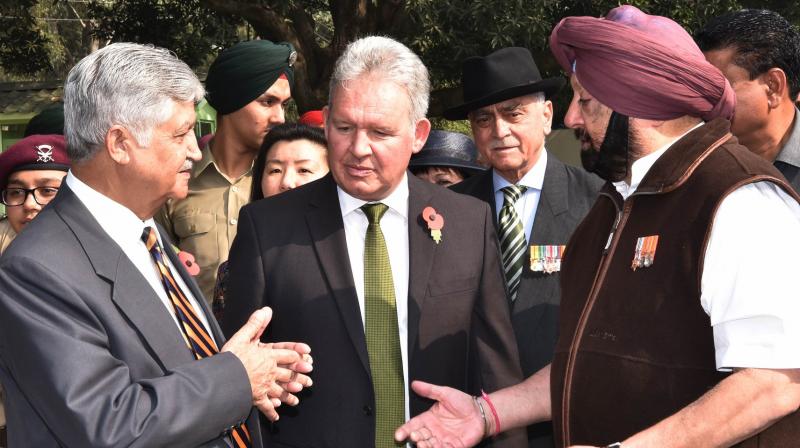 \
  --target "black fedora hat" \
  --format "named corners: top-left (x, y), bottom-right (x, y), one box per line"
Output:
top-left (444, 47), bottom-right (565, 120)
top-left (409, 130), bottom-right (486, 176)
